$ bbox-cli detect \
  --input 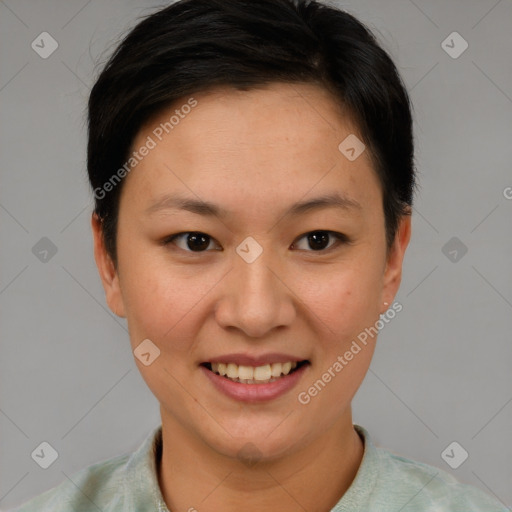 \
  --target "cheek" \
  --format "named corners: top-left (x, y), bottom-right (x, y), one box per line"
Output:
top-left (293, 265), bottom-right (381, 419)
top-left (117, 250), bottom-right (176, 338)
top-left (118, 252), bottom-right (217, 354)
top-left (293, 258), bottom-right (383, 341)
